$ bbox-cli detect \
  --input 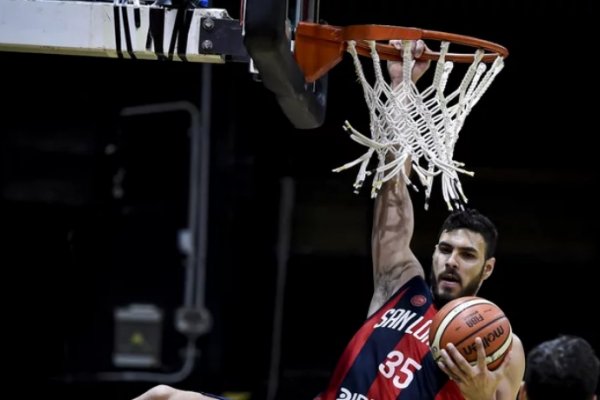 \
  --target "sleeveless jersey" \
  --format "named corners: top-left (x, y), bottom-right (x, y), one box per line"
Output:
top-left (318, 276), bottom-right (463, 400)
